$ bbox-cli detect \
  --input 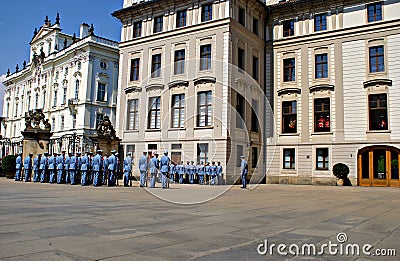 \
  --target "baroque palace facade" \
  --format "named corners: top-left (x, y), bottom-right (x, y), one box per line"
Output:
top-left (113, 0), bottom-right (267, 184)
top-left (266, 0), bottom-right (400, 187)
top-left (1, 15), bottom-right (119, 145)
